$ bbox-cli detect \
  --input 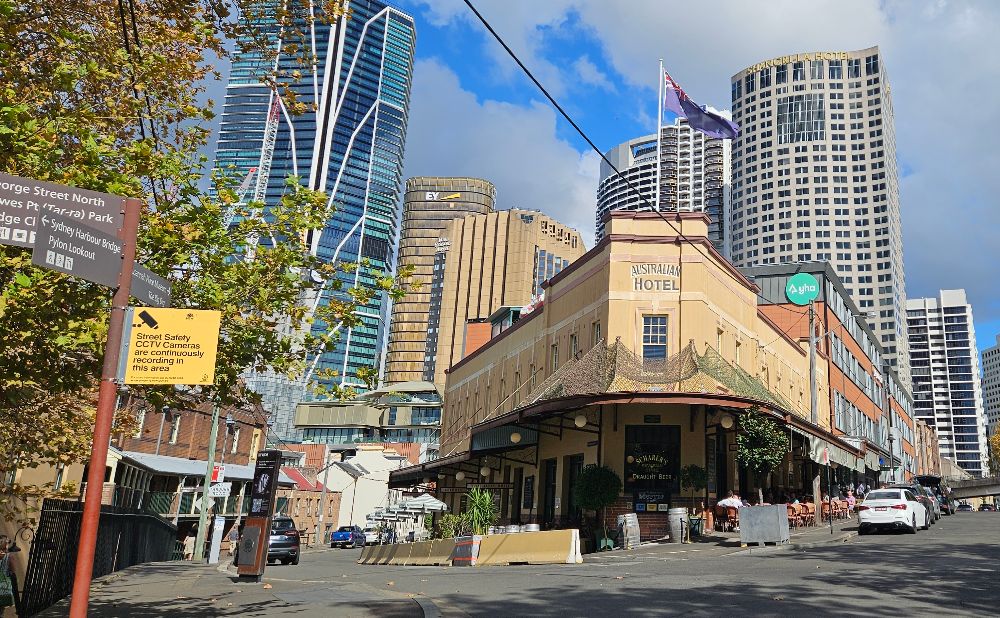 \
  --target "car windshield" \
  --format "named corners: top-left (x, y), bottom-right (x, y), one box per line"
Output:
top-left (272, 519), bottom-right (295, 532)
top-left (337, 526), bottom-right (354, 532)
top-left (864, 490), bottom-right (901, 501)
